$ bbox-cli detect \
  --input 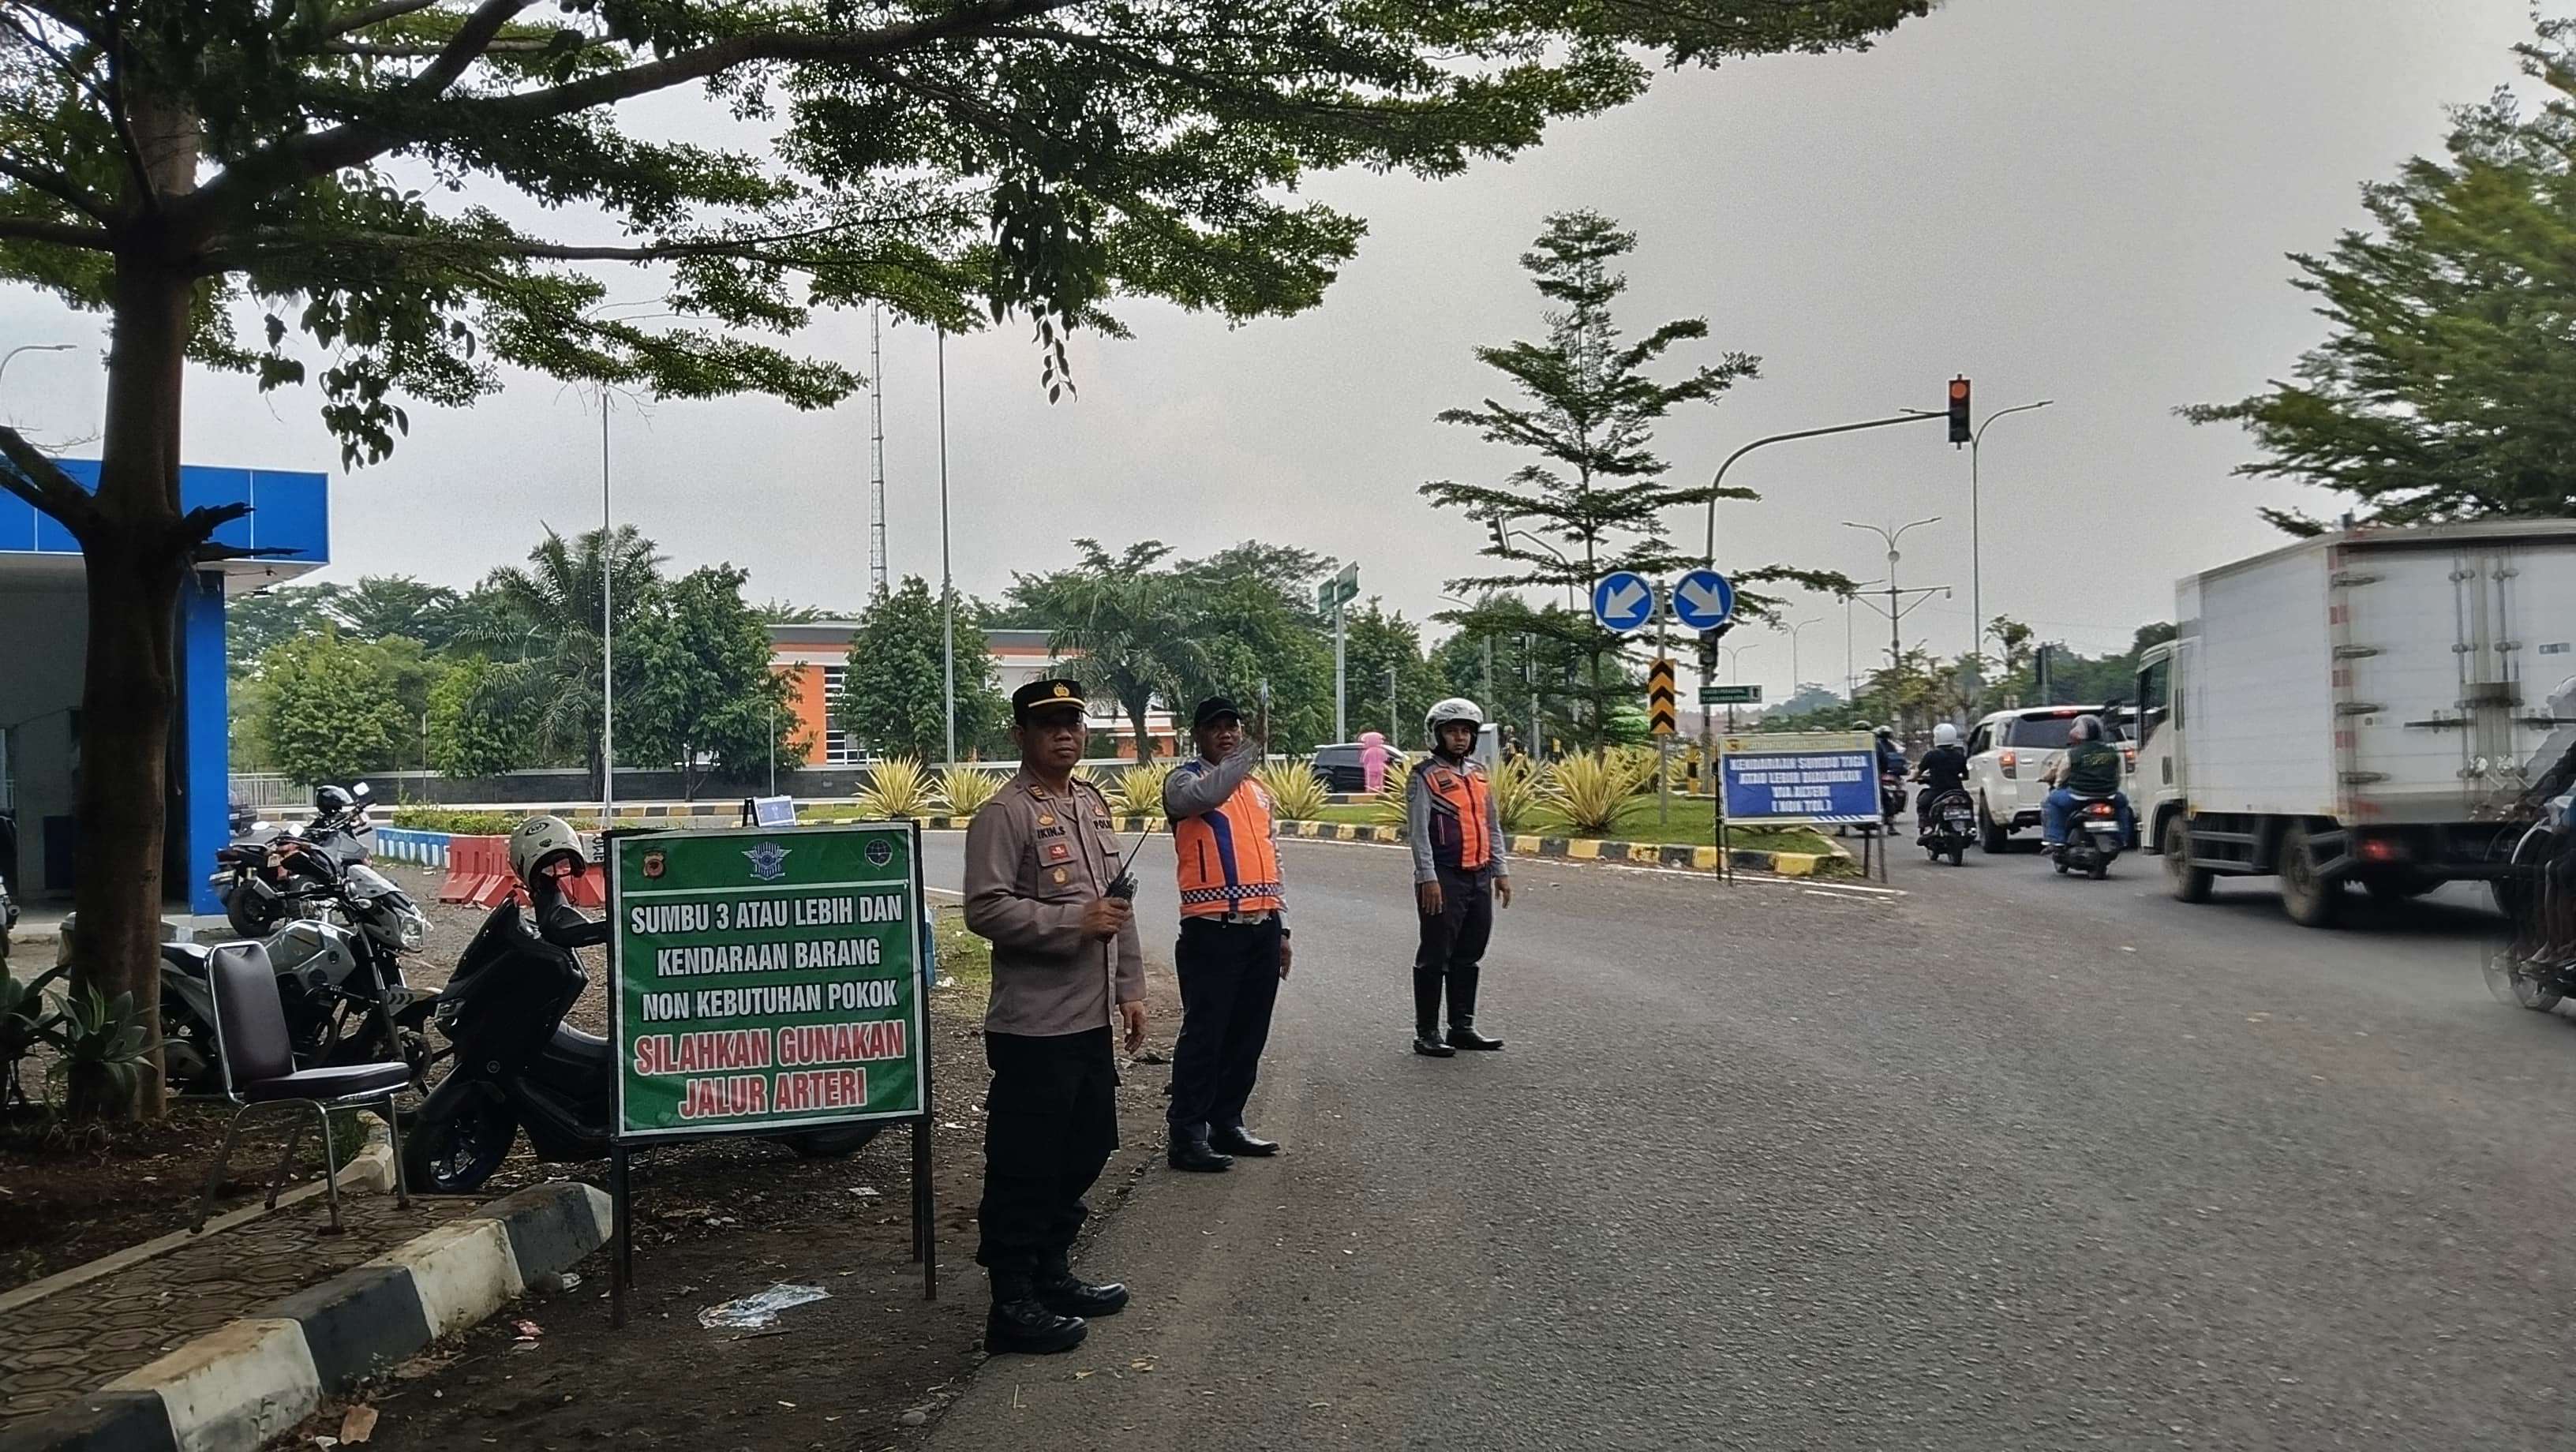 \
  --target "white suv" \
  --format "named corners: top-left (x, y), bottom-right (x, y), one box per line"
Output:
top-left (1964, 705), bottom-right (2134, 852)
